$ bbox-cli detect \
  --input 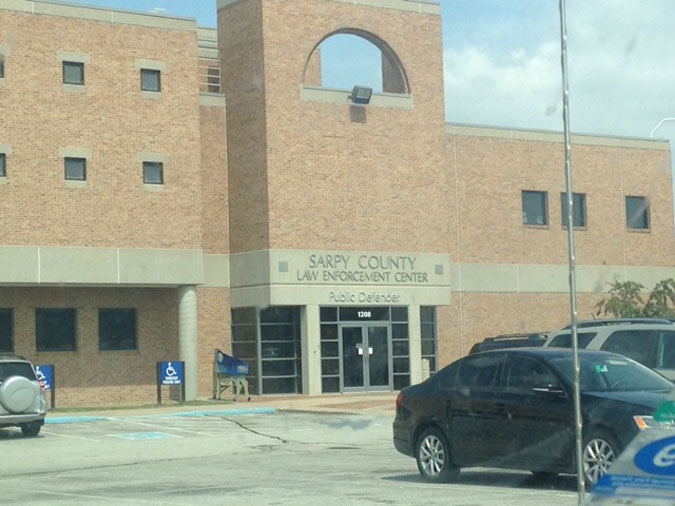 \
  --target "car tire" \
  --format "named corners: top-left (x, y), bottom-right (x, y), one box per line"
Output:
top-left (415, 427), bottom-right (460, 482)
top-left (20, 422), bottom-right (41, 437)
top-left (582, 430), bottom-right (618, 487)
